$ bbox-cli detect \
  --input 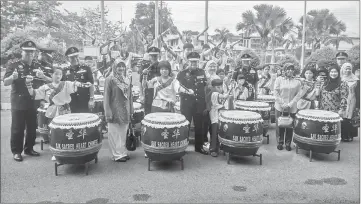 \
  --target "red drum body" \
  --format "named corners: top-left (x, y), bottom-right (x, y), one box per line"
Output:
top-left (293, 110), bottom-right (342, 153)
top-left (218, 110), bottom-right (264, 156)
top-left (49, 113), bottom-right (103, 164)
top-left (37, 103), bottom-right (50, 139)
top-left (257, 95), bottom-right (276, 123)
top-left (132, 102), bottom-right (144, 124)
top-left (141, 113), bottom-right (189, 161)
